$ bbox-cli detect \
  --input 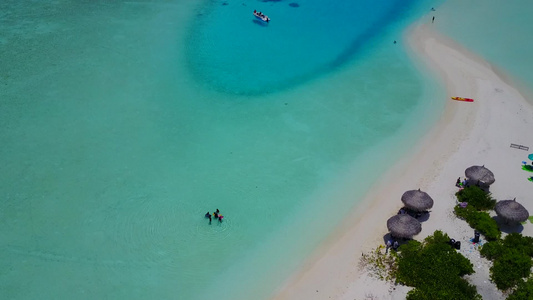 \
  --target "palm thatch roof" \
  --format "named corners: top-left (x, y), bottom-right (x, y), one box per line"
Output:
top-left (387, 214), bottom-right (422, 239)
top-left (401, 189), bottom-right (434, 212)
top-left (495, 199), bottom-right (529, 223)
top-left (465, 165), bottom-right (495, 185)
